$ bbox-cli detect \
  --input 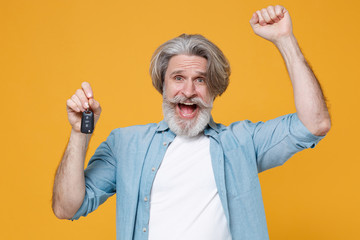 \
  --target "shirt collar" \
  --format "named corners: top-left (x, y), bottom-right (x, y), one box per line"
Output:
top-left (156, 119), bottom-right (170, 132)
